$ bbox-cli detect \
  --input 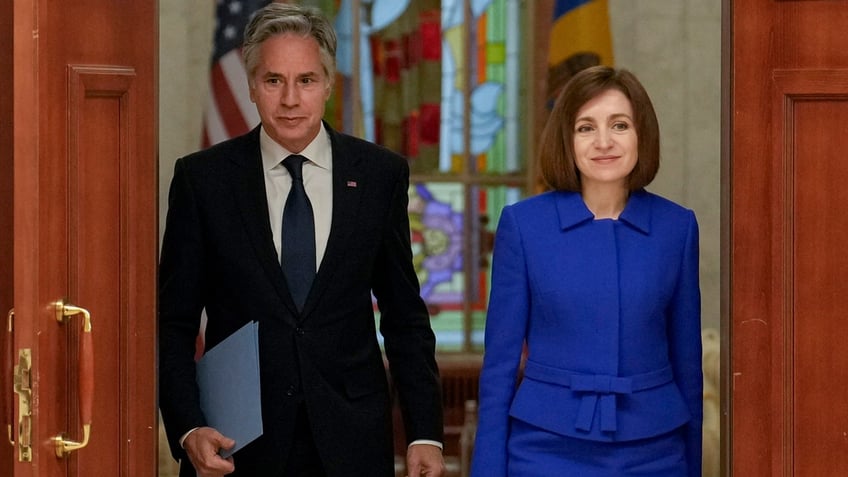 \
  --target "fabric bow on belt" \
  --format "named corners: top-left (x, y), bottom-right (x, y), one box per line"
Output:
top-left (522, 360), bottom-right (674, 433)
